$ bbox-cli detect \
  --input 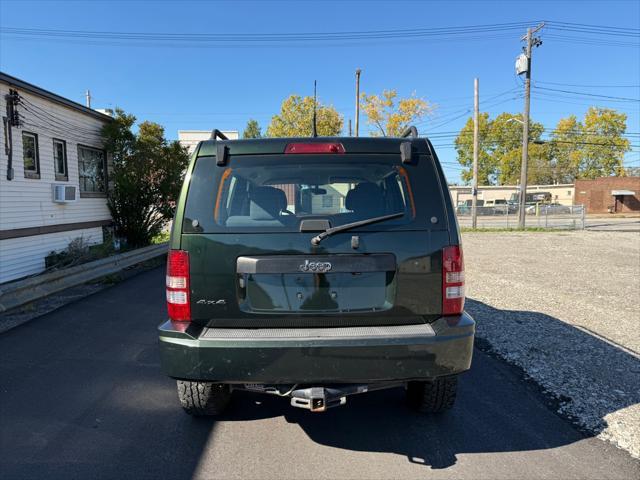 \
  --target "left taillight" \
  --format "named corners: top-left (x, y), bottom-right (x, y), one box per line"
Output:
top-left (166, 250), bottom-right (191, 322)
